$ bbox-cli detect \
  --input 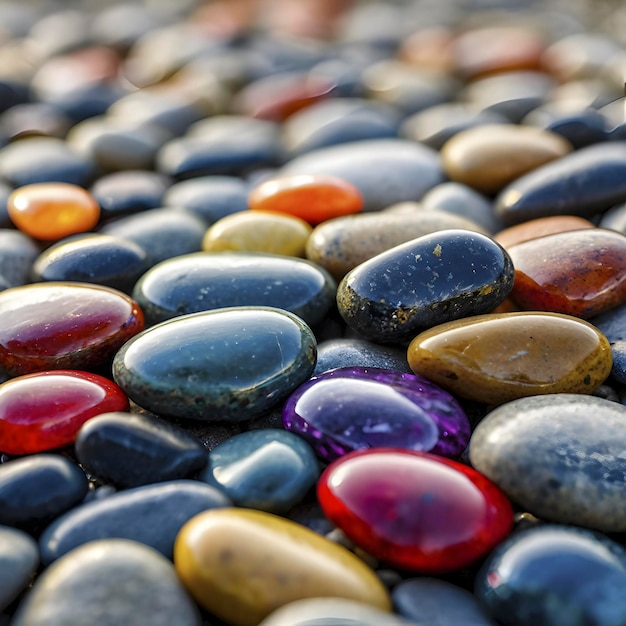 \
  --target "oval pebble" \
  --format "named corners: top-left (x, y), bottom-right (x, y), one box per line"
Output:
top-left (0, 282), bottom-right (144, 376)
top-left (199, 429), bottom-right (319, 513)
top-left (408, 312), bottom-right (612, 405)
top-left (314, 338), bottom-right (411, 375)
top-left (0, 229), bottom-right (39, 288)
top-left (476, 525), bottom-right (626, 626)
top-left (174, 508), bottom-right (391, 626)
top-left (0, 526), bottom-right (39, 612)
top-left (113, 307), bottom-right (317, 422)
top-left (283, 367), bottom-right (470, 461)
top-left (39, 479), bottom-right (231, 565)
top-left (494, 215), bottom-right (596, 249)
top-left (12, 539), bottom-right (201, 626)
top-left (469, 394), bottom-right (626, 532)
top-left (318, 449), bottom-right (513, 573)
top-left (0, 454), bottom-right (88, 529)
top-left (132, 251), bottom-right (336, 327)
top-left (337, 229), bottom-right (514, 343)
top-left (75, 412), bottom-right (207, 489)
